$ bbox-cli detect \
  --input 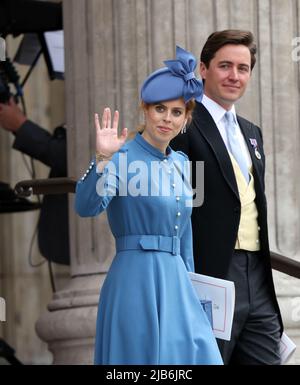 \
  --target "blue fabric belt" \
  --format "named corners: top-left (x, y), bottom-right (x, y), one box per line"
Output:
top-left (115, 235), bottom-right (180, 256)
